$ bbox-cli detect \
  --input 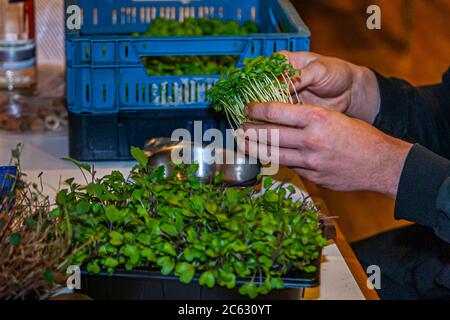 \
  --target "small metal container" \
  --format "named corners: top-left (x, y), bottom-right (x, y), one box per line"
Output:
top-left (144, 138), bottom-right (261, 187)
